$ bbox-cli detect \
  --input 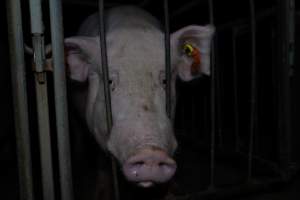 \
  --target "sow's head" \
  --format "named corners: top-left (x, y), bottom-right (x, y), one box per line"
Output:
top-left (63, 24), bottom-right (214, 187)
